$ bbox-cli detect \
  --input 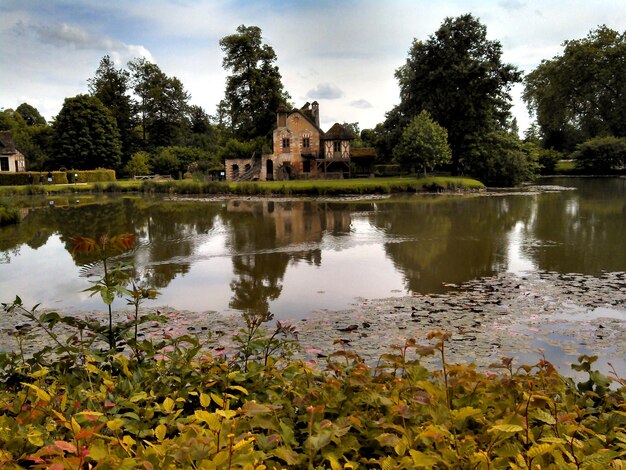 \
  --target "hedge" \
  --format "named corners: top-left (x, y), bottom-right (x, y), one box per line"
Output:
top-left (0, 169), bottom-right (116, 186)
